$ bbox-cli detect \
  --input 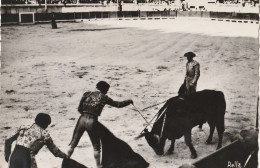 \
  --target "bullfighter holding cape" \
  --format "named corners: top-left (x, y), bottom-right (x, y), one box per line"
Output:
top-left (67, 81), bottom-right (149, 168)
top-left (4, 113), bottom-right (68, 168)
